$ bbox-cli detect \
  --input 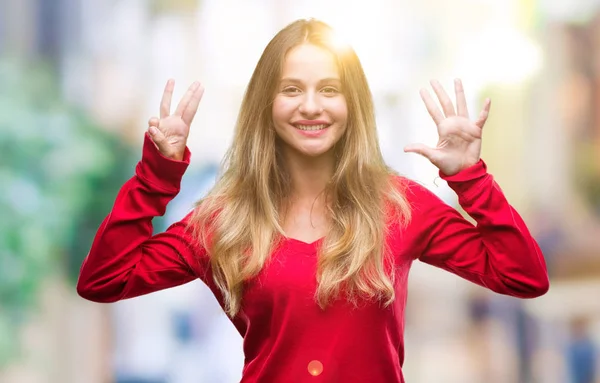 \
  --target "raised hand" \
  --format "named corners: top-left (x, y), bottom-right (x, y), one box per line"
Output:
top-left (404, 79), bottom-right (491, 176)
top-left (147, 79), bottom-right (205, 161)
